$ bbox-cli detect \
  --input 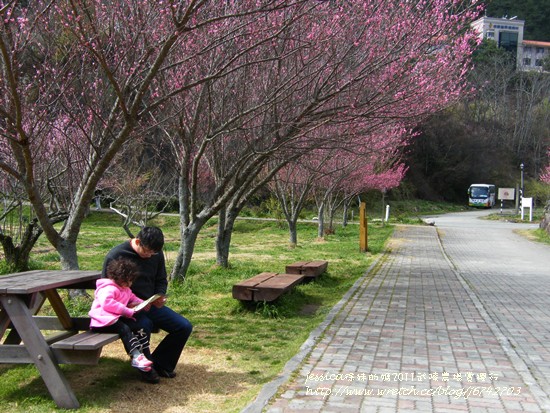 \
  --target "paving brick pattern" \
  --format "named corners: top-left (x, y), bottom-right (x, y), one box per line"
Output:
top-left (261, 222), bottom-right (550, 413)
top-left (438, 222), bottom-right (550, 406)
